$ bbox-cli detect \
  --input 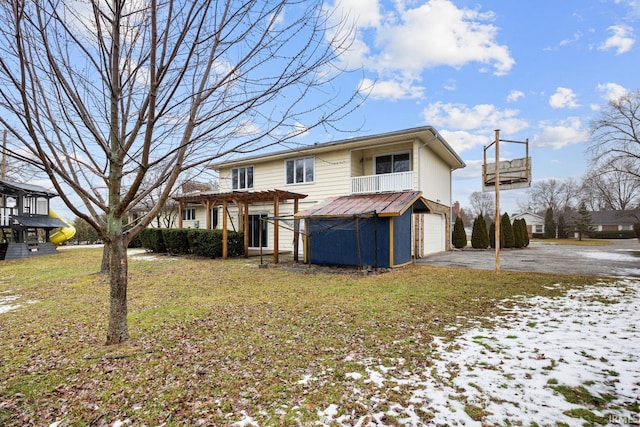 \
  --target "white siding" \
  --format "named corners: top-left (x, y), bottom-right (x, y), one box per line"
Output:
top-left (418, 145), bottom-right (451, 205)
